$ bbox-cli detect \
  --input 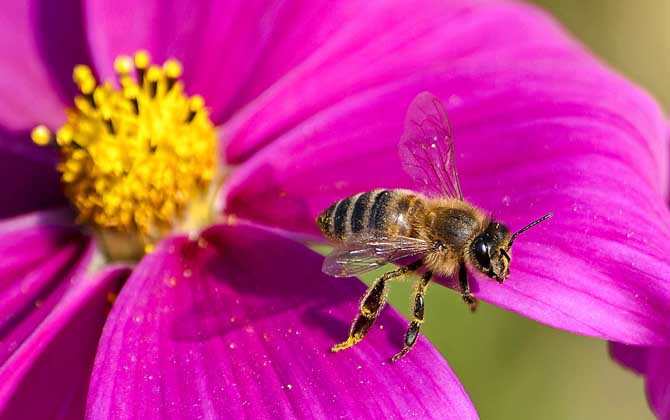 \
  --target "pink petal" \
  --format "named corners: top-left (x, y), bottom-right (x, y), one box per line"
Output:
top-left (609, 342), bottom-right (649, 375)
top-left (84, 0), bottom-right (287, 123)
top-left (0, 130), bottom-right (64, 218)
top-left (222, 0), bottom-right (596, 162)
top-left (0, 0), bottom-right (90, 130)
top-left (646, 348), bottom-right (670, 420)
top-left (224, 6), bottom-right (670, 344)
top-left (610, 343), bottom-right (670, 420)
top-left (87, 224), bottom-right (476, 420)
top-left (0, 0), bottom-right (88, 217)
top-left (0, 212), bottom-right (91, 365)
top-left (0, 266), bottom-right (129, 420)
